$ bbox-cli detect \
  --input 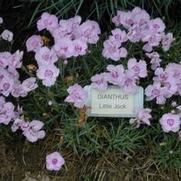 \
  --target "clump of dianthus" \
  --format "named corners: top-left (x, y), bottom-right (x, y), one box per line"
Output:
top-left (26, 13), bottom-right (101, 87)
